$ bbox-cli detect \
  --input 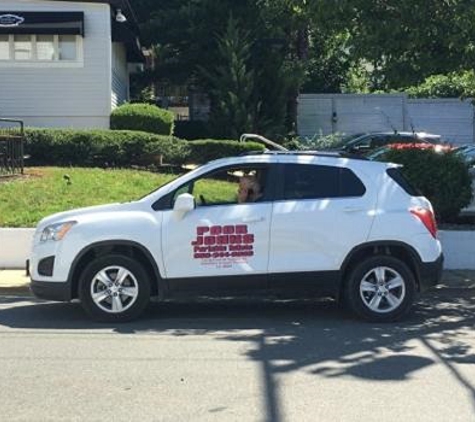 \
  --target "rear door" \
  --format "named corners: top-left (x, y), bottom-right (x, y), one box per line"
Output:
top-left (268, 160), bottom-right (377, 289)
